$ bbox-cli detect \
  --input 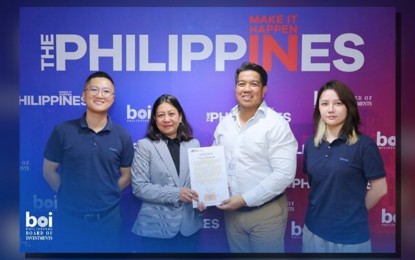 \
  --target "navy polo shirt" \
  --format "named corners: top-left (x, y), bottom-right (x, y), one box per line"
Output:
top-left (303, 134), bottom-right (386, 244)
top-left (44, 114), bottom-right (134, 214)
